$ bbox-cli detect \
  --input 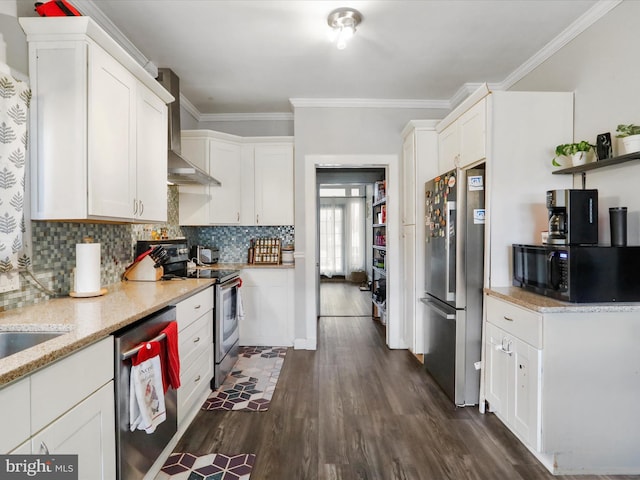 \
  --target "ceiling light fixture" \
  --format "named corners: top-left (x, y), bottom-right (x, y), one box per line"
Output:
top-left (327, 7), bottom-right (362, 50)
